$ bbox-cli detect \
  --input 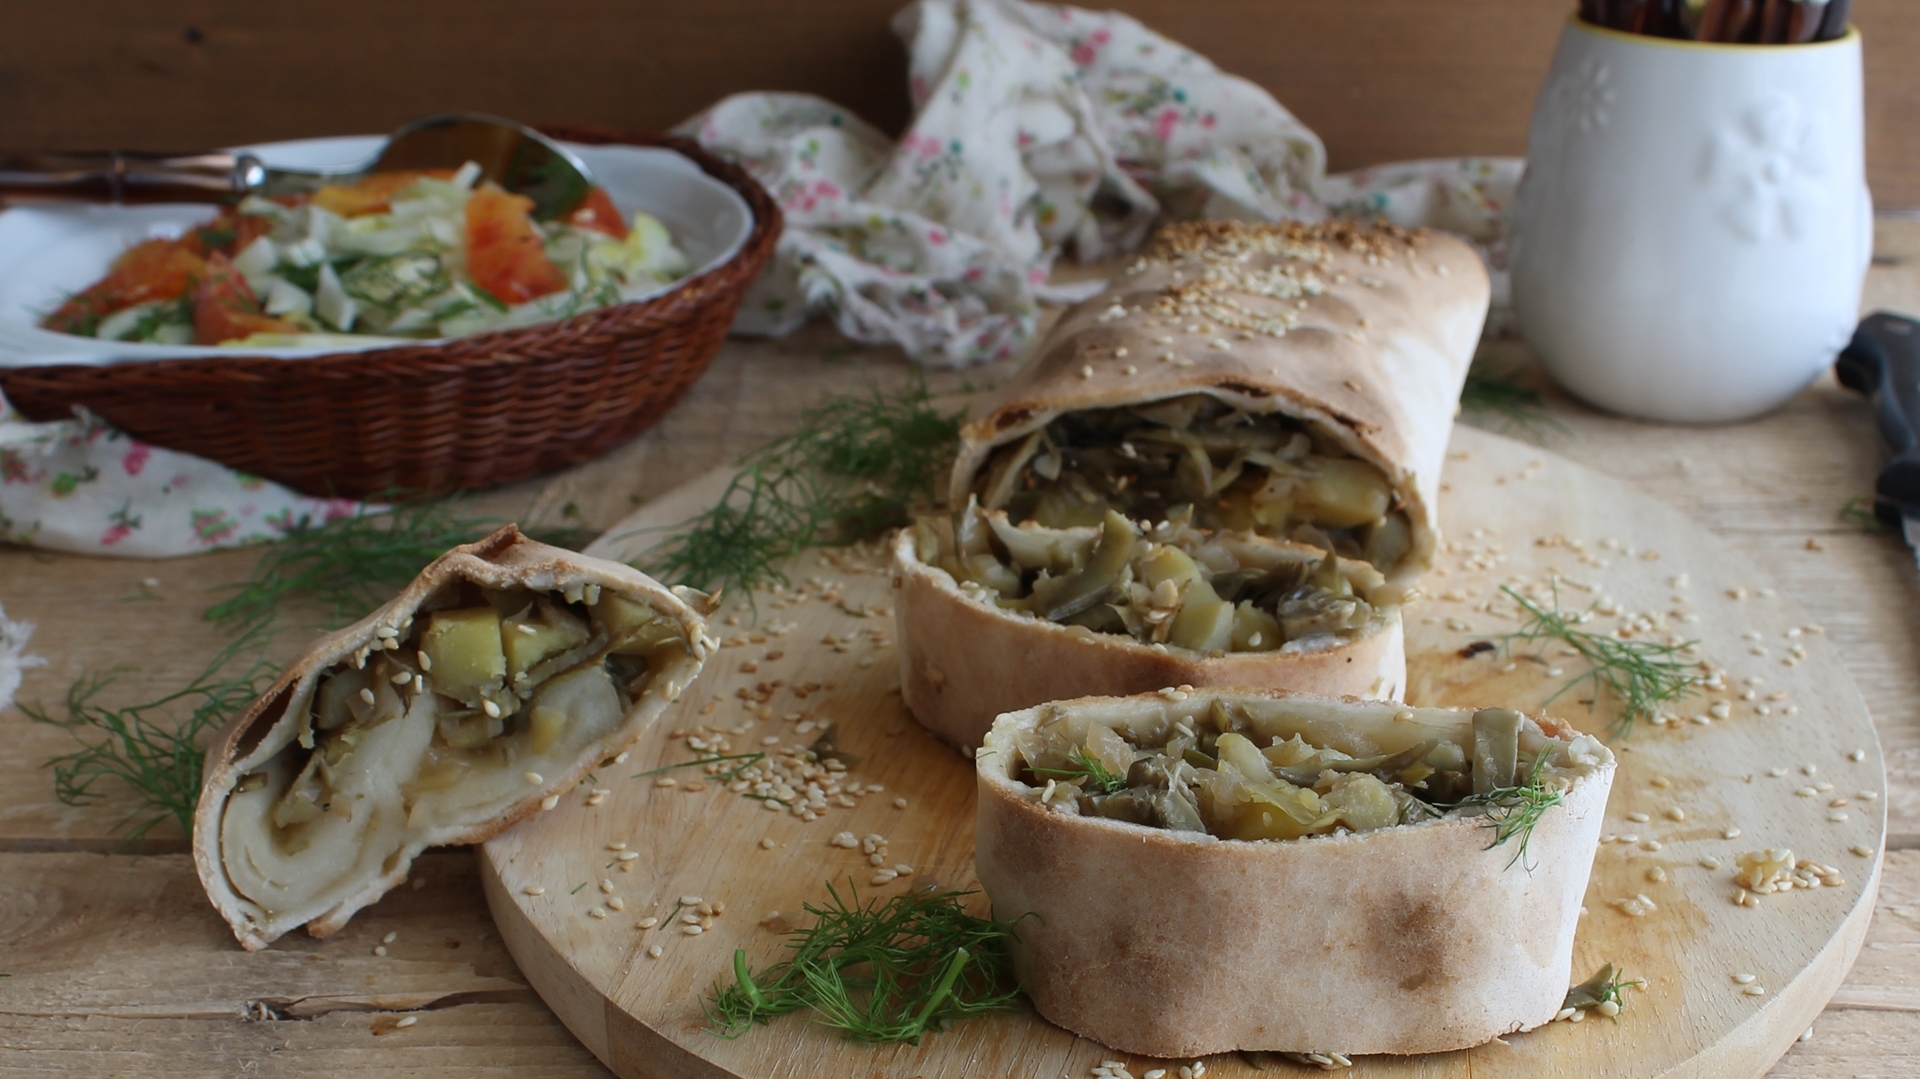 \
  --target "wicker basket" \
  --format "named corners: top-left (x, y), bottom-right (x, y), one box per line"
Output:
top-left (0, 127), bottom-right (781, 500)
